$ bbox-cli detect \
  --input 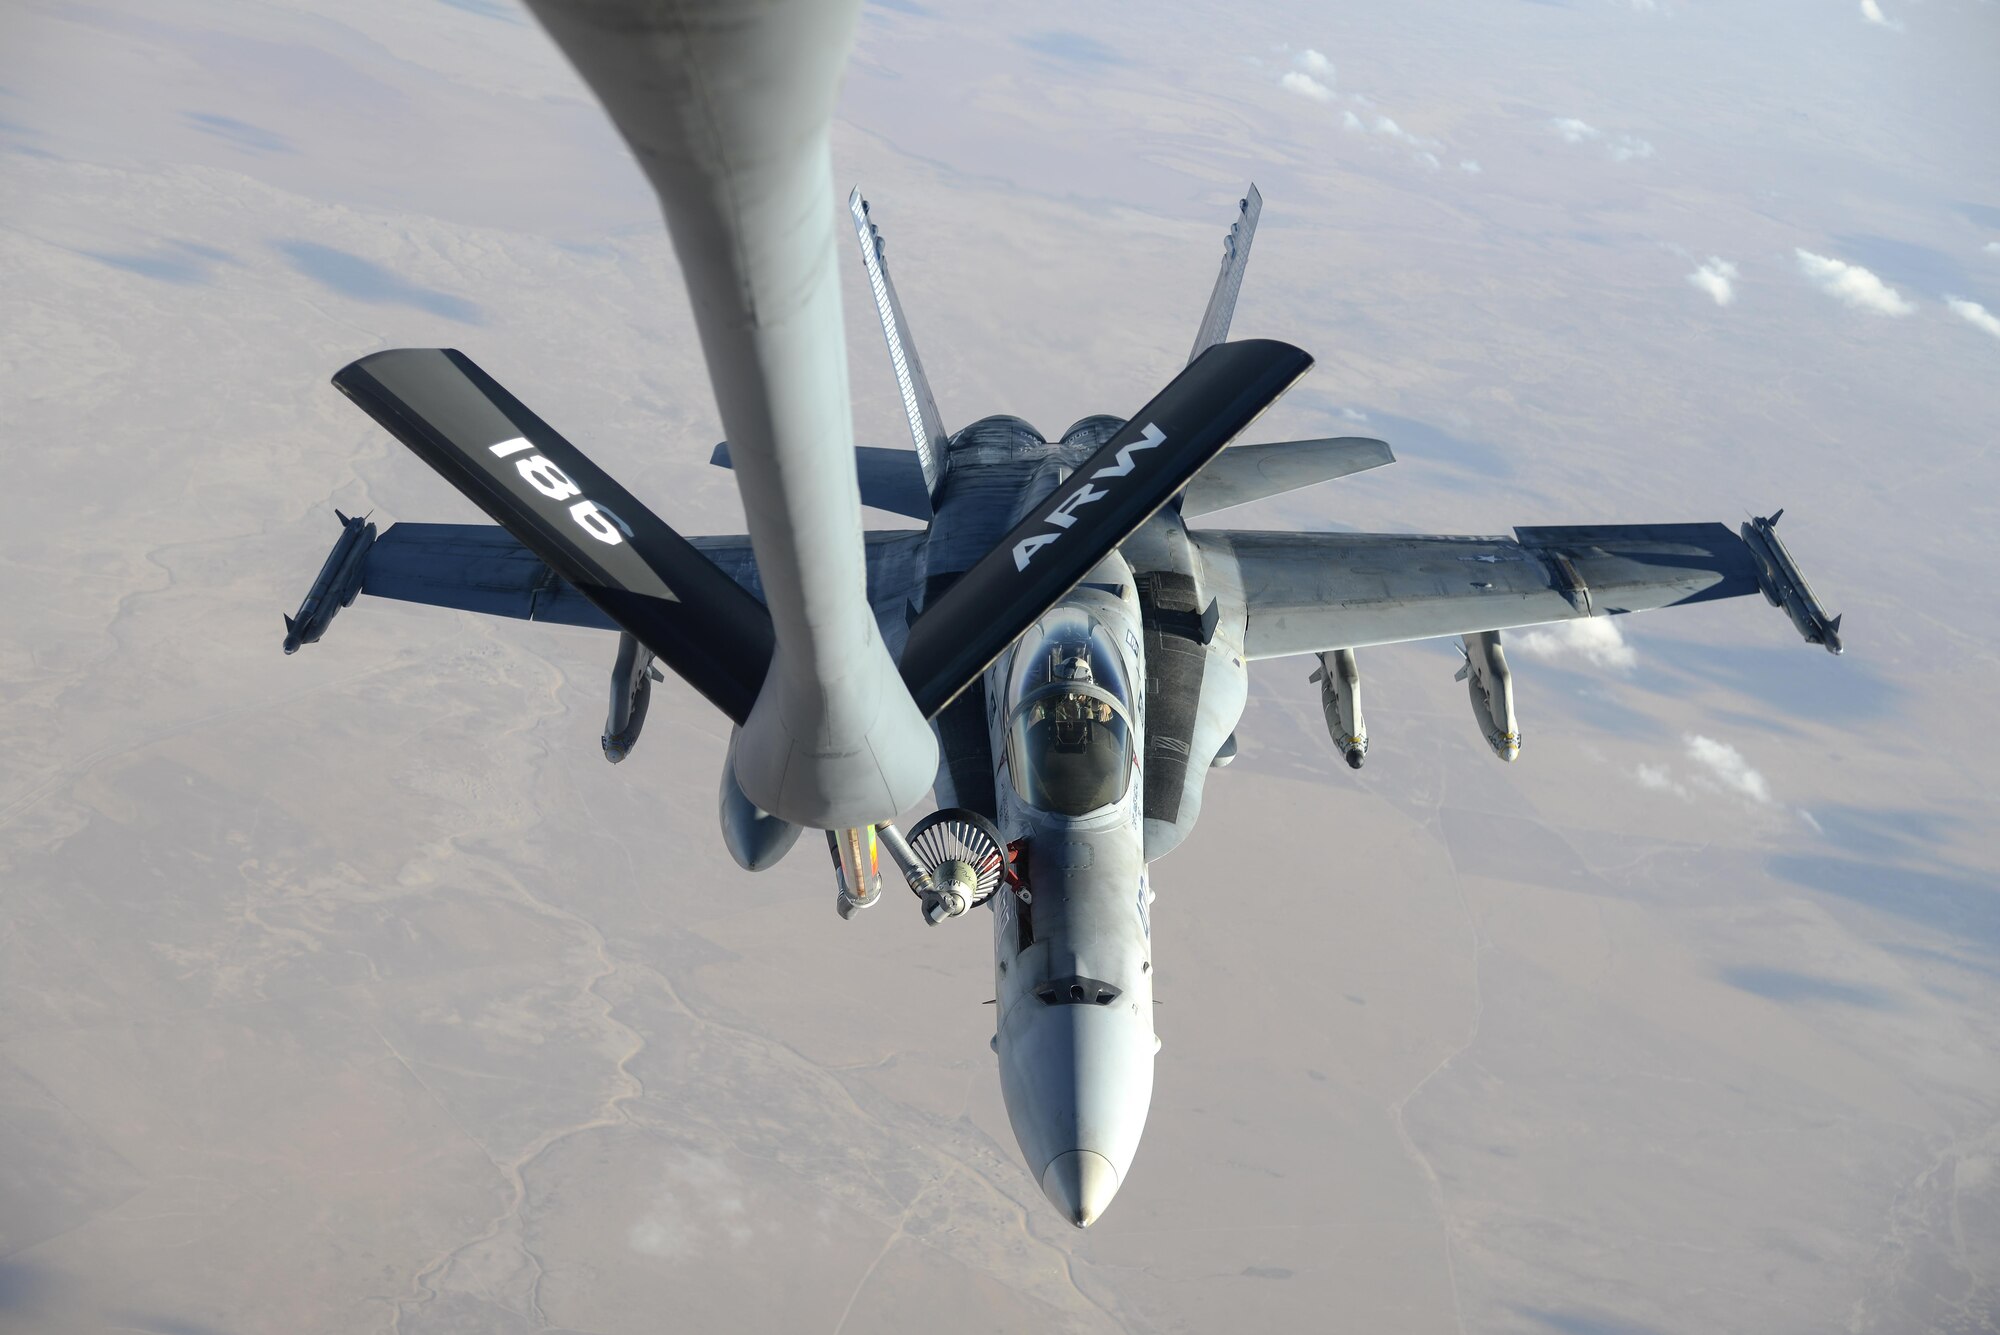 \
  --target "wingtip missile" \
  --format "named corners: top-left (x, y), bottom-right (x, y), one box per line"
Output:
top-left (1740, 513), bottom-right (1843, 655)
top-left (282, 509), bottom-right (376, 653)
